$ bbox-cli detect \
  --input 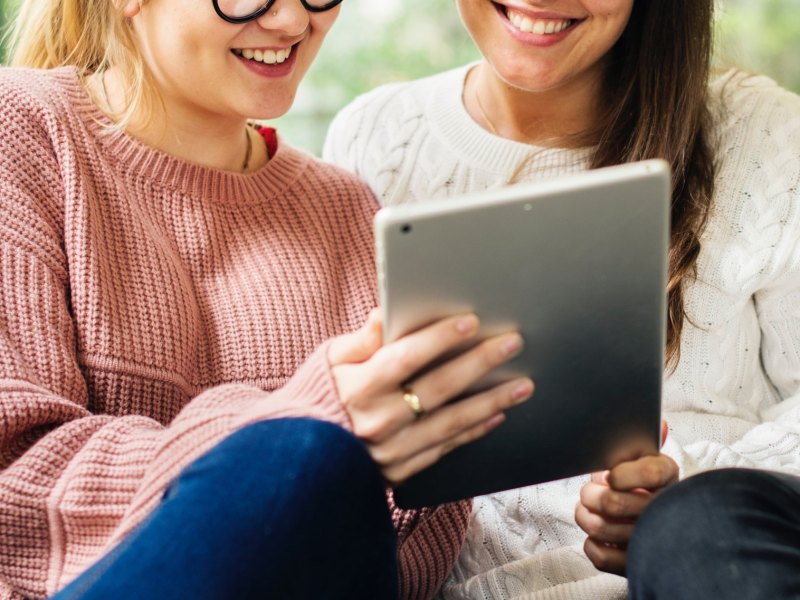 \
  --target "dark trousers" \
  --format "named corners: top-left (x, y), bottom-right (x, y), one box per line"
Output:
top-left (628, 468), bottom-right (800, 600)
top-left (52, 418), bottom-right (399, 600)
